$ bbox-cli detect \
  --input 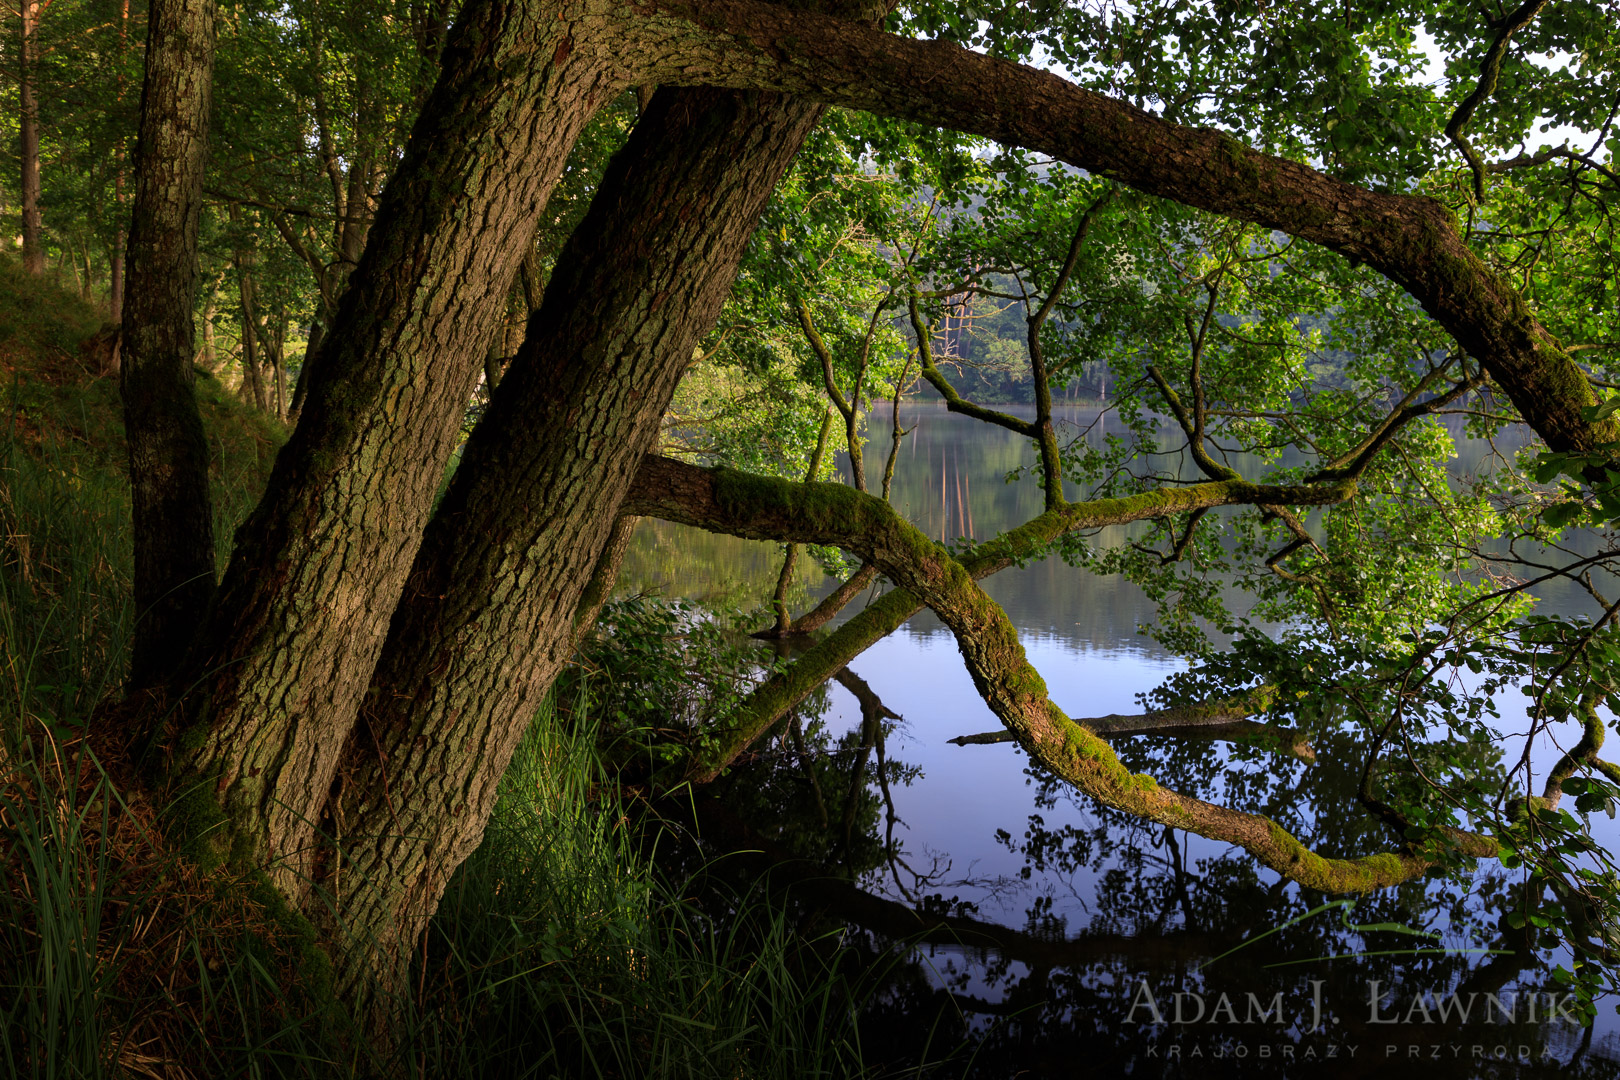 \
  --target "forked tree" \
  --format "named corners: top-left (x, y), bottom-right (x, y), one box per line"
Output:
top-left (116, 0), bottom-right (1620, 1037)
